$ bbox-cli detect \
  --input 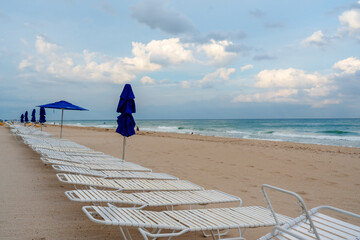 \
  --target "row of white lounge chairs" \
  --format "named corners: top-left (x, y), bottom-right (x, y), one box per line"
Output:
top-left (9, 123), bottom-right (360, 239)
